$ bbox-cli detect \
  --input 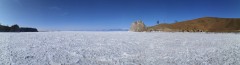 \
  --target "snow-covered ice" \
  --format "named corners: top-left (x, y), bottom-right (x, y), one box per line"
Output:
top-left (0, 31), bottom-right (240, 65)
